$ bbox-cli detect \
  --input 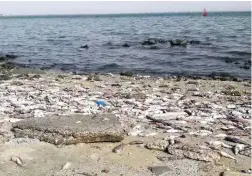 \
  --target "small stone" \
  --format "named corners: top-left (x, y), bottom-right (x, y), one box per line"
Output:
top-left (101, 169), bottom-right (110, 173)
top-left (149, 166), bottom-right (171, 176)
top-left (112, 143), bottom-right (127, 153)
